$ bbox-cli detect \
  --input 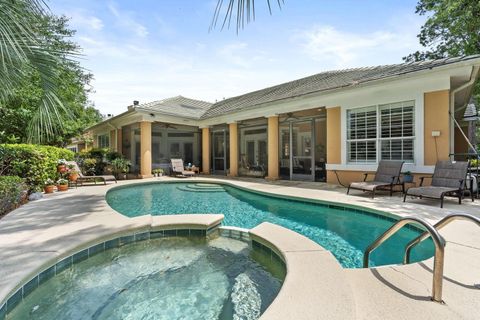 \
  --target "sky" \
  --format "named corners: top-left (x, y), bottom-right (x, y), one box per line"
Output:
top-left (48, 0), bottom-right (427, 116)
